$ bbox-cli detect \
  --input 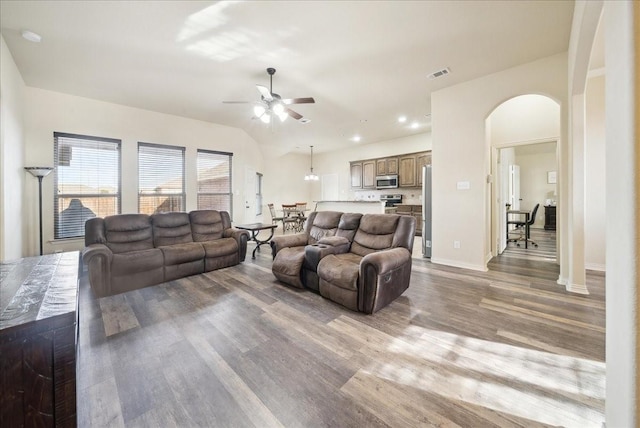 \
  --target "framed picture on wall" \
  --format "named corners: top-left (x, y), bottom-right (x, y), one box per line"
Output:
top-left (547, 171), bottom-right (557, 184)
